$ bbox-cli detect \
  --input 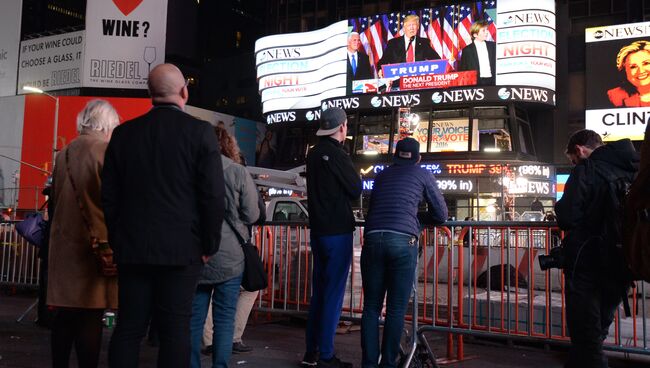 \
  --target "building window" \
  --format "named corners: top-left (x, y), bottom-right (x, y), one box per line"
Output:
top-left (355, 123), bottom-right (390, 155)
top-left (473, 107), bottom-right (511, 152)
